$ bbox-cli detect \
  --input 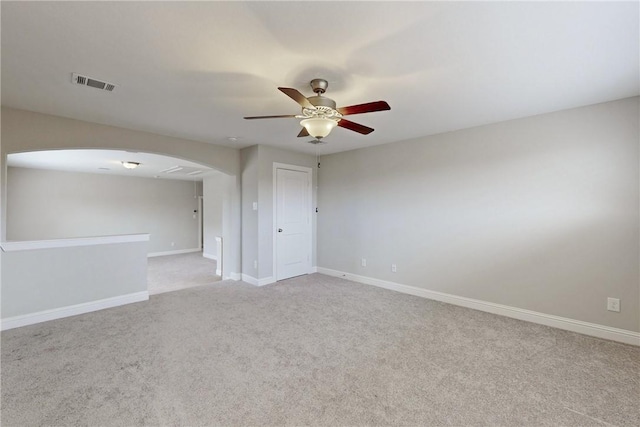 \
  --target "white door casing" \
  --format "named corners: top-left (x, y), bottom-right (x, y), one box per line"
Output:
top-left (198, 196), bottom-right (204, 250)
top-left (274, 163), bottom-right (312, 281)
